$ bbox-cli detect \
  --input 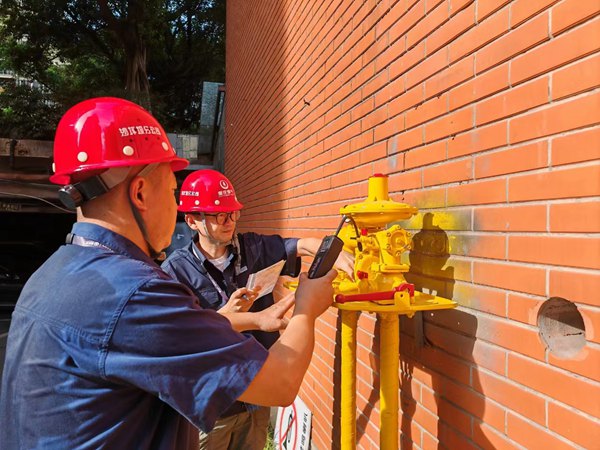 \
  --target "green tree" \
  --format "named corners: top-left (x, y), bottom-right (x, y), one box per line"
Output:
top-left (0, 0), bottom-right (225, 136)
